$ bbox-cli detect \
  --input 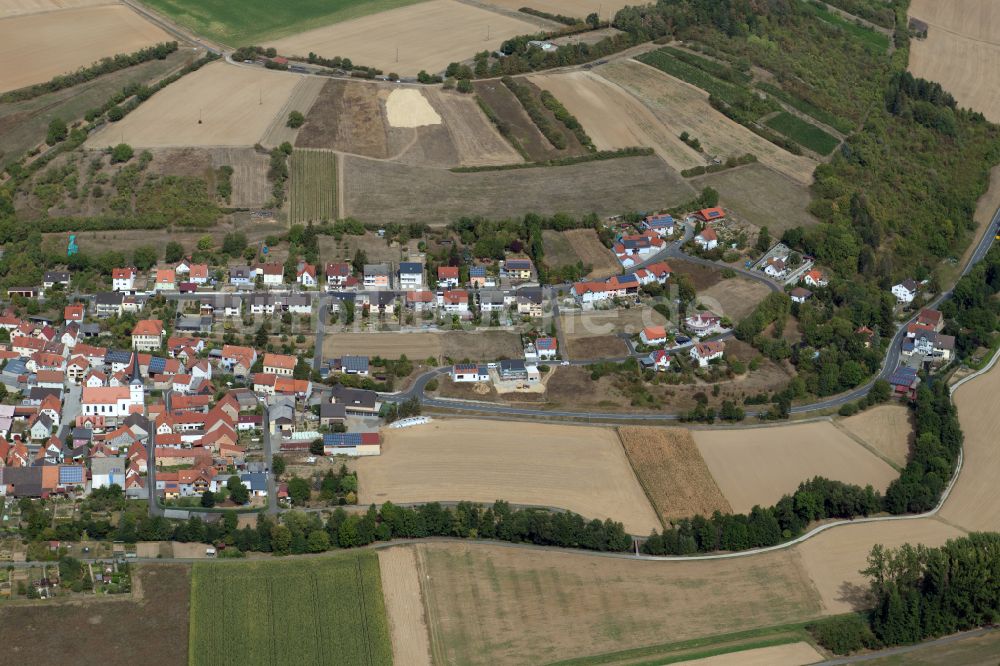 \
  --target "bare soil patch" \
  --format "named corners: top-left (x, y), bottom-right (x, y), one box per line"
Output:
top-left (599, 59), bottom-right (817, 185)
top-left (322, 330), bottom-right (521, 362)
top-left (692, 163), bottom-right (819, 234)
top-left (86, 61), bottom-right (302, 148)
top-left (425, 88), bottom-right (523, 166)
top-left (670, 259), bottom-right (724, 291)
top-left (0, 5), bottom-right (171, 93)
top-left (698, 277), bottom-right (771, 321)
top-left (943, 356), bottom-right (1000, 532)
top-left (0, 565), bottom-right (190, 666)
top-left (209, 147), bottom-right (271, 208)
top-left (528, 69), bottom-right (703, 171)
top-left (442, 330), bottom-right (522, 361)
top-left (473, 79), bottom-right (557, 162)
top-left (693, 421), bottom-right (899, 513)
top-left (342, 153), bottom-right (695, 224)
top-left (563, 334), bottom-right (628, 360)
top-left (357, 419), bottom-right (661, 534)
top-left (416, 541), bottom-right (822, 665)
top-left (838, 404), bottom-right (913, 468)
top-left (671, 642), bottom-right (824, 666)
top-left (296, 79), bottom-right (389, 156)
top-left (908, 0), bottom-right (1000, 122)
top-left (620, 426), bottom-right (732, 522)
top-left (266, 0), bottom-right (537, 76)
top-left (544, 228), bottom-right (619, 279)
top-left (378, 546), bottom-right (432, 666)
top-left (561, 306), bottom-right (668, 342)
top-left (795, 518), bottom-right (963, 614)
top-left (318, 231), bottom-right (403, 265)
top-left (385, 88), bottom-right (441, 128)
